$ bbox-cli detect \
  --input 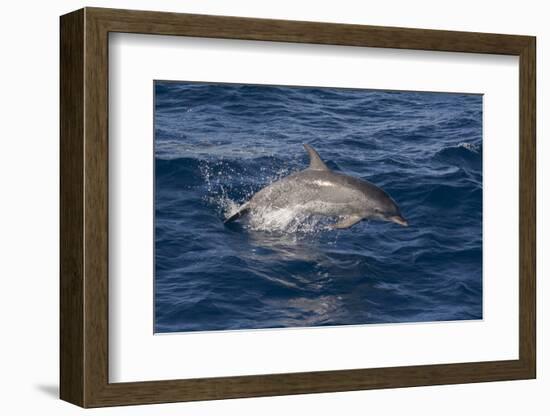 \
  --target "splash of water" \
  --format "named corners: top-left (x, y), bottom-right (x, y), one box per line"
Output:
top-left (246, 207), bottom-right (334, 234)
